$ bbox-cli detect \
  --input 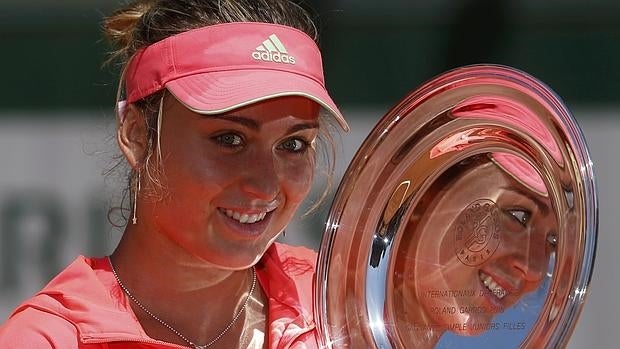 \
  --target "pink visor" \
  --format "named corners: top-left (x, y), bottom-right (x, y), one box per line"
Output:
top-left (124, 22), bottom-right (349, 131)
top-left (451, 95), bottom-right (556, 196)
